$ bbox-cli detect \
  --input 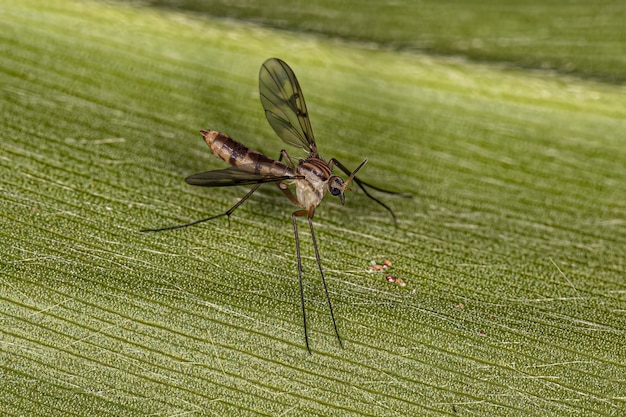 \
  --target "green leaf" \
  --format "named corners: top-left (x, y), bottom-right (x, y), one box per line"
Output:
top-left (1, 0), bottom-right (624, 416)
top-left (145, 0), bottom-right (626, 83)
